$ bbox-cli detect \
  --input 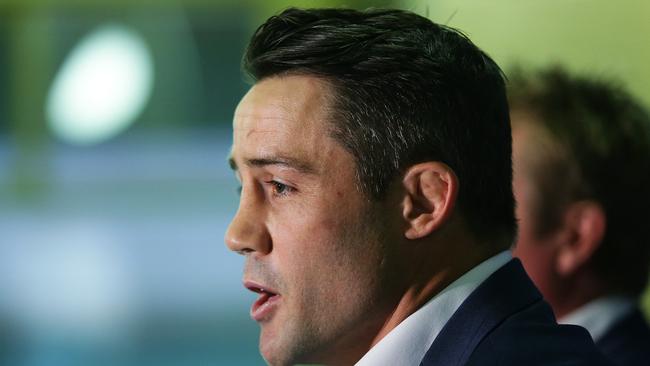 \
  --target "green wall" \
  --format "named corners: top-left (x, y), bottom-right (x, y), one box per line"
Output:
top-left (409, 0), bottom-right (650, 108)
